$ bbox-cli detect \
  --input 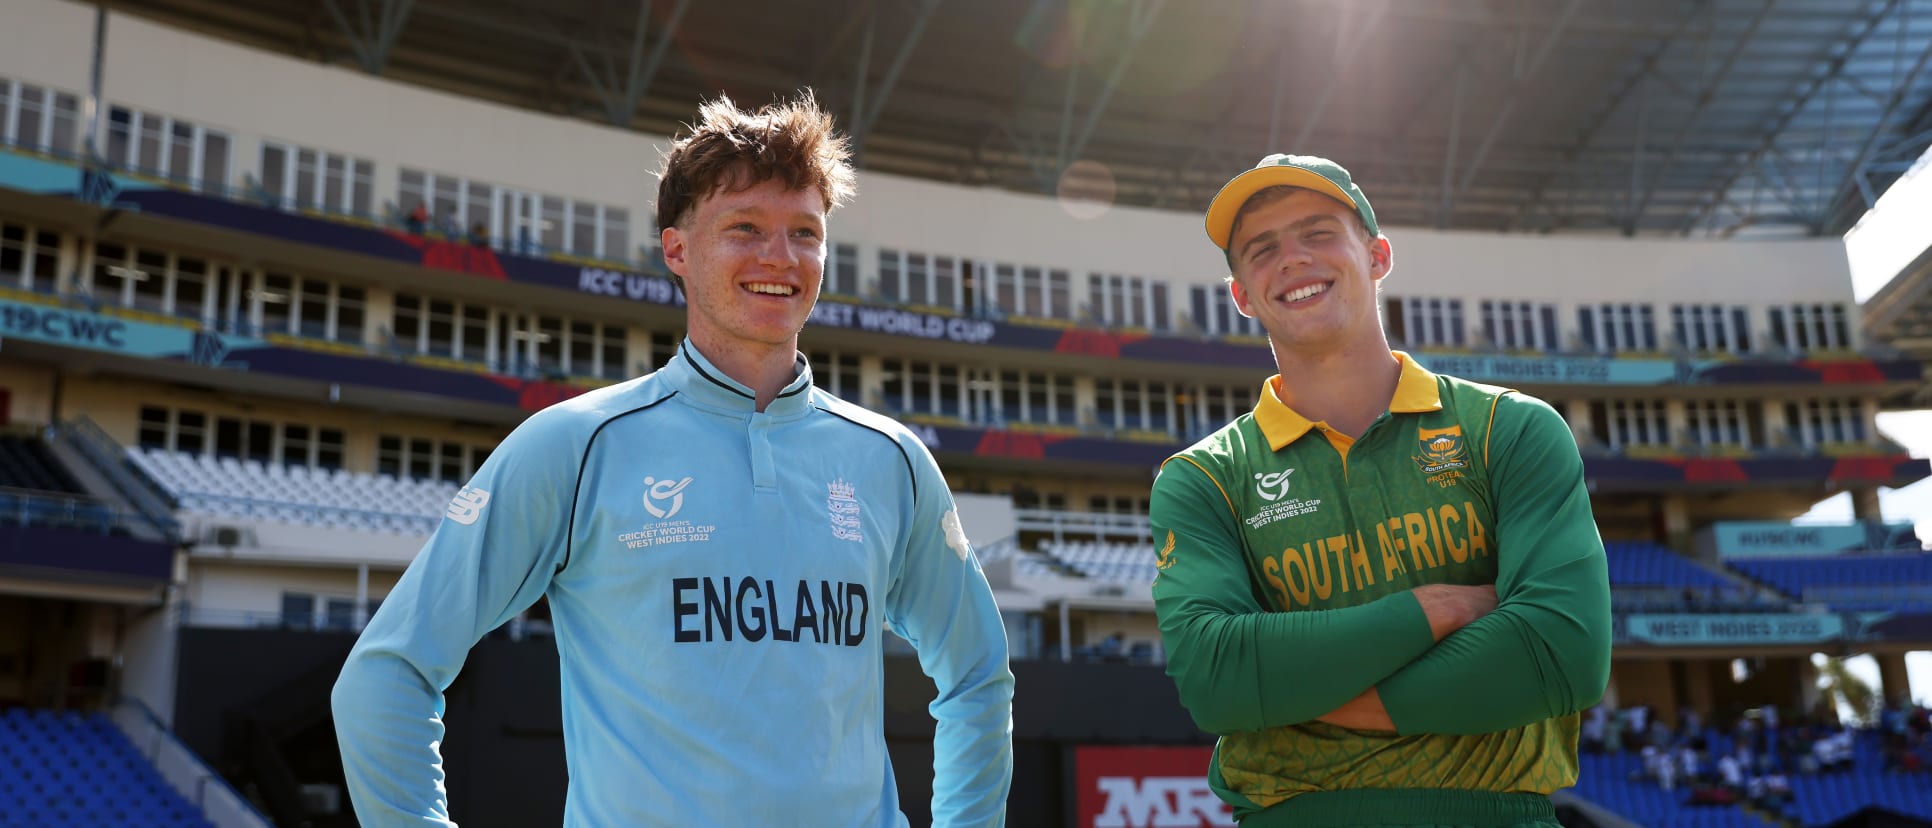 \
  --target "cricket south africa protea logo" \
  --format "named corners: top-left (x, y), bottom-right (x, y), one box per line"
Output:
top-left (1414, 425), bottom-right (1470, 474)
